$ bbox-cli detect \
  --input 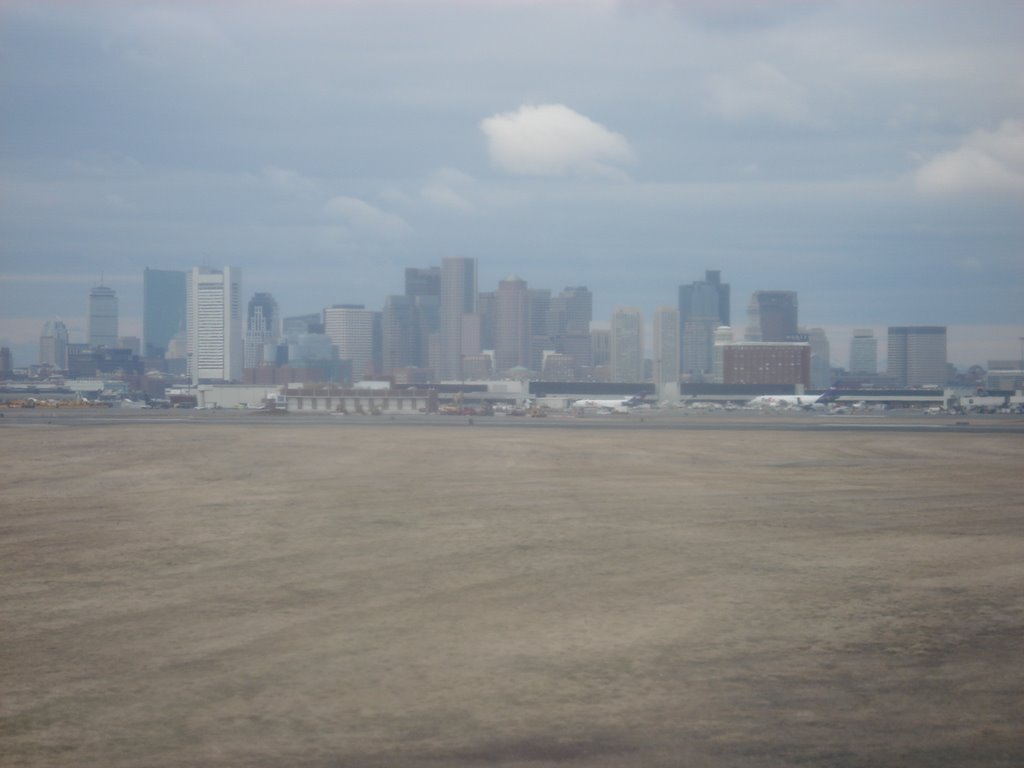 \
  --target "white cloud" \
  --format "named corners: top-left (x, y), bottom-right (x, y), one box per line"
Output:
top-left (706, 62), bottom-right (813, 125)
top-left (915, 119), bottom-right (1024, 196)
top-left (480, 104), bottom-right (634, 177)
top-left (323, 196), bottom-right (411, 238)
